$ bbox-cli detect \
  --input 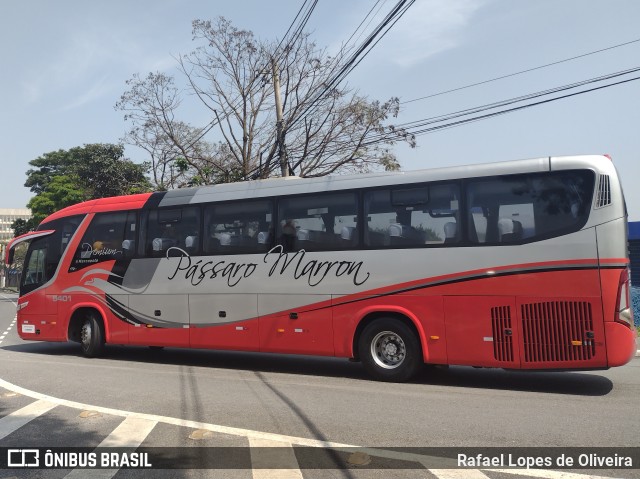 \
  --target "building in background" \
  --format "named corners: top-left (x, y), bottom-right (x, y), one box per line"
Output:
top-left (0, 208), bottom-right (31, 243)
top-left (0, 208), bottom-right (31, 288)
